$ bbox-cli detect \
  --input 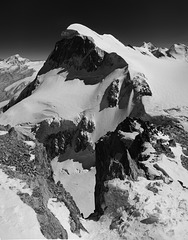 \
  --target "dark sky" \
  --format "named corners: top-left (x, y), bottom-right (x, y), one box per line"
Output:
top-left (0, 0), bottom-right (187, 60)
